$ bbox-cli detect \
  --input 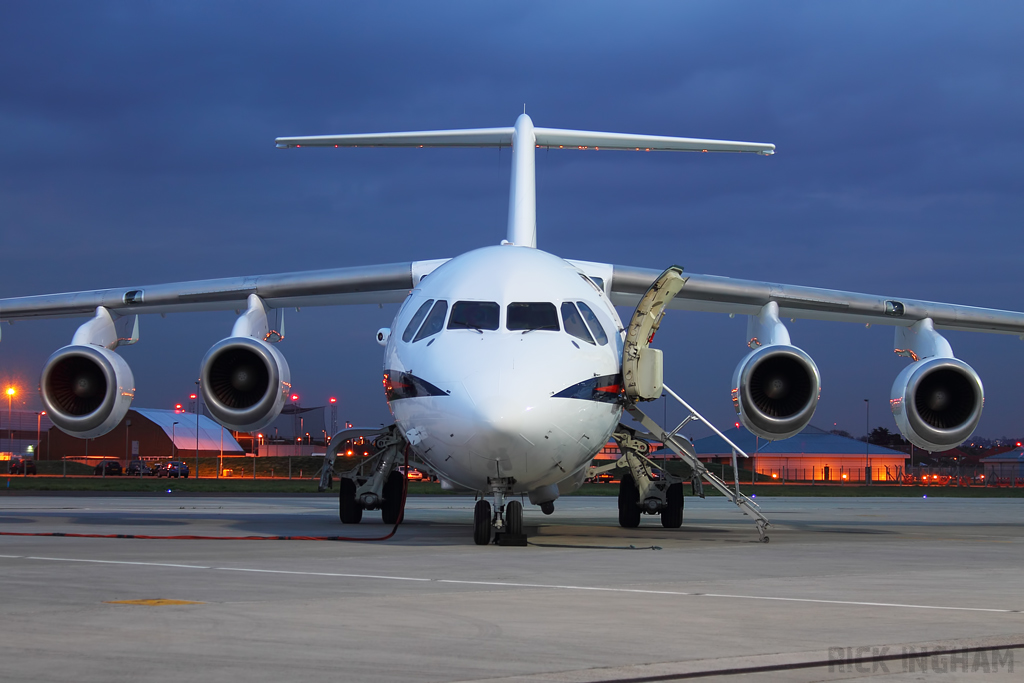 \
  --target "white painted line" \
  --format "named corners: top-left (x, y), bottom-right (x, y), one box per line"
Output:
top-left (217, 567), bottom-right (431, 581)
top-left (437, 580), bottom-right (1021, 614)
top-left (26, 556), bottom-right (211, 569)
top-left (4, 555), bottom-right (1020, 613)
